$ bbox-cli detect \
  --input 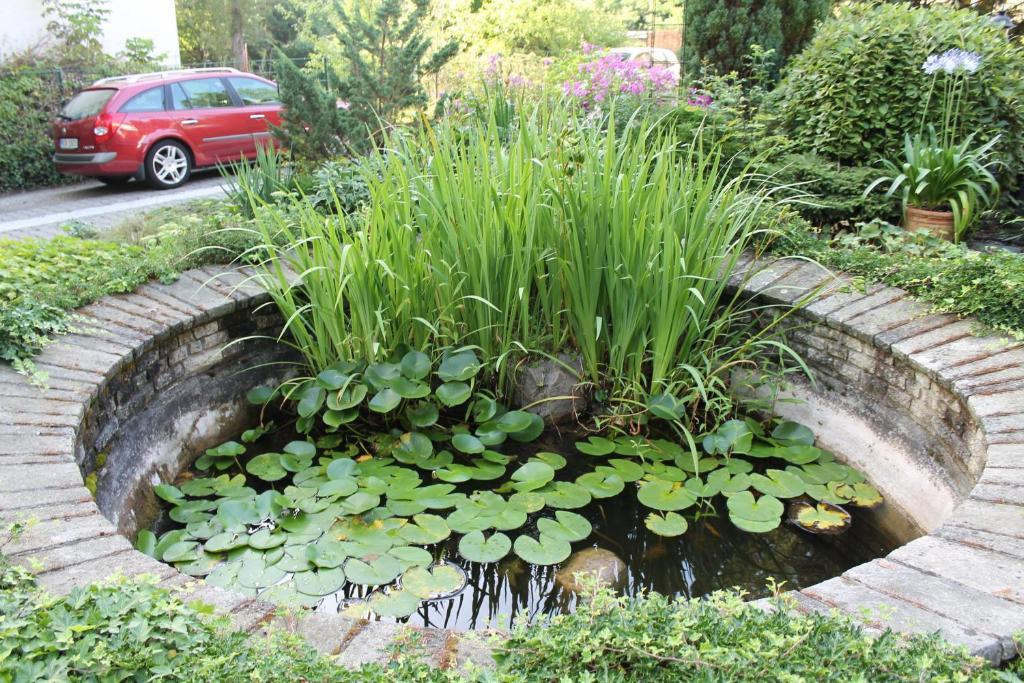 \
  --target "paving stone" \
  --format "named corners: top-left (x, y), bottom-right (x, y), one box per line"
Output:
top-left (228, 600), bottom-right (277, 631)
top-left (291, 612), bottom-right (362, 655)
top-left (945, 347), bottom-right (1024, 381)
top-left (802, 576), bottom-right (1001, 662)
top-left (22, 534), bottom-right (134, 573)
top-left (0, 462), bottom-right (84, 493)
top-left (57, 332), bottom-right (136, 360)
top-left (946, 498), bottom-right (1024, 537)
top-left (845, 558), bottom-right (1024, 659)
top-left (933, 524), bottom-right (1024, 559)
top-left (756, 260), bottom-right (838, 307)
top-left (829, 287), bottom-right (906, 327)
top-left (105, 294), bottom-right (186, 330)
top-left (970, 483), bottom-right (1024, 506)
top-left (980, 468), bottom-right (1024, 486)
top-left (448, 631), bottom-right (497, 671)
top-left (0, 381), bottom-right (91, 403)
top-left (986, 444), bottom-right (1024, 469)
top-left (199, 266), bottom-right (265, 299)
top-left (0, 486), bottom-right (93, 512)
top-left (74, 313), bottom-right (153, 348)
top-left (0, 433), bottom-right (76, 456)
top-left (31, 550), bottom-right (178, 594)
top-left (890, 320), bottom-right (978, 361)
top-left (0, 452), bottom-right (76, 465)
top-left (843, 296), bottom-right (932, 338)
top-left (335, 621), bottom-right (407, 668)
top-left (2, 501), bottom-right (99, 524)
top-left (6, 513), bottom-right (117, 556)
top-left (909, 335), bottom-right (1020, 385)
top-left (874, 313), bottom-right (959, 351)
top-left (132, 285), bottom-right (205, 318)
top-left (4, 411), bottom-right (82, 428)
top-left (0, 395), bottom-right (86, 417)
top-left (78, 300), bottom-right (167, 337)
top-left (980, 413), bottom-right (1024, 434)
top-left (805, 283), bottom-right (883, 322)
top-left (740, 259), bottom-right (806, 295)
top-left (888, 535), bottom-right (1024, 605)
top-left (969, 389), bottom-right (1024, 419)
top-left (146, 275), bottom-right (235, 317)
top-left (180, 270), bottom-right (244, 303)
top-left (27, 361), bottom-right (106, 384)
top-left (174, 582), bottom-right (255, 614)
